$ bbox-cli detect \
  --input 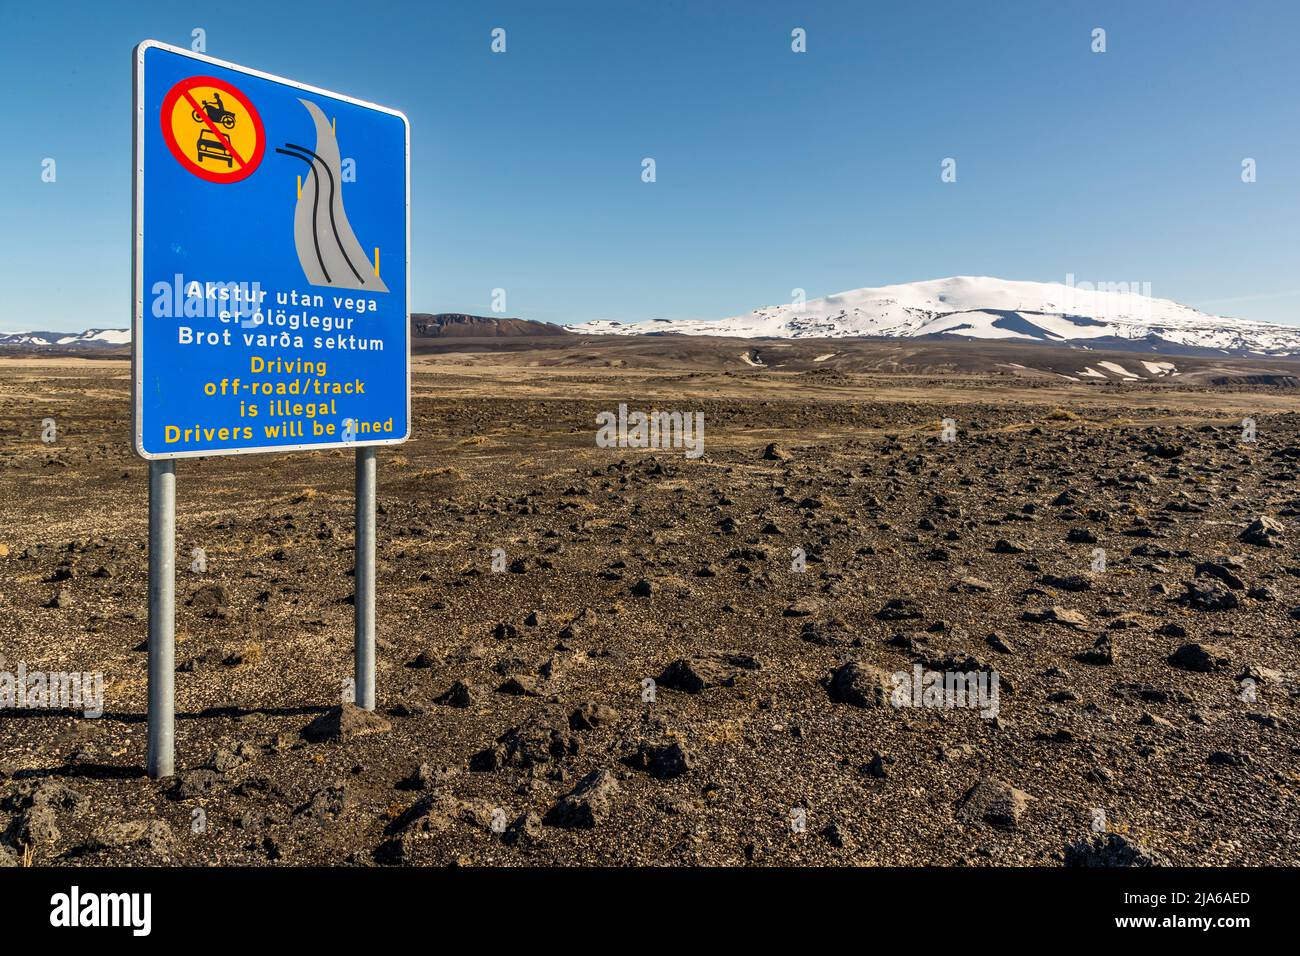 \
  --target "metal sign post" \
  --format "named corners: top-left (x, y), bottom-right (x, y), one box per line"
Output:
top-left (146, 461), bottom-right (176, 778)
top-left (133, 40), bottom-right (409, 775)
top-left (354, 447), bottom-right (377, 710)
